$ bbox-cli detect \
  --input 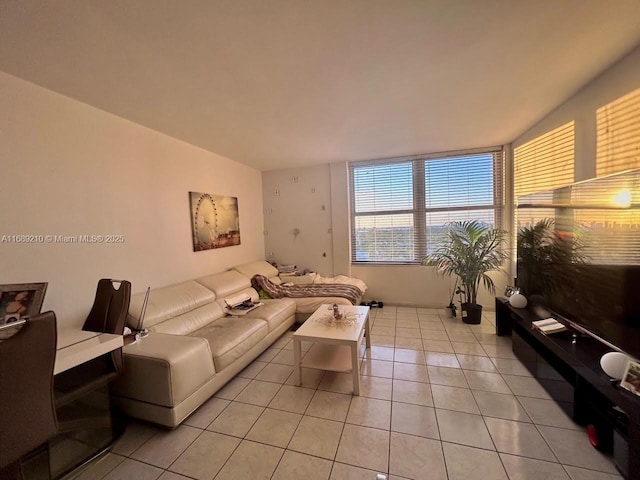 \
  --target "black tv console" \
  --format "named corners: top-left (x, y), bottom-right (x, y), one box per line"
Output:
top-left (495, 297), bottom-right (640, 479)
